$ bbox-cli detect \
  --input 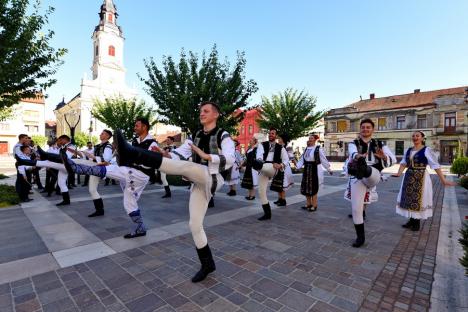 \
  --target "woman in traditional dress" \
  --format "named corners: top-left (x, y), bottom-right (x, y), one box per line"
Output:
top-left (296, 134), bottom-right (332, 211)
top-left (272, 135), bottom-right (294, 206)
top-left (241, 137), bottom-right (259, 200)
top-left (392, 131), bottom-right (456, 231)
